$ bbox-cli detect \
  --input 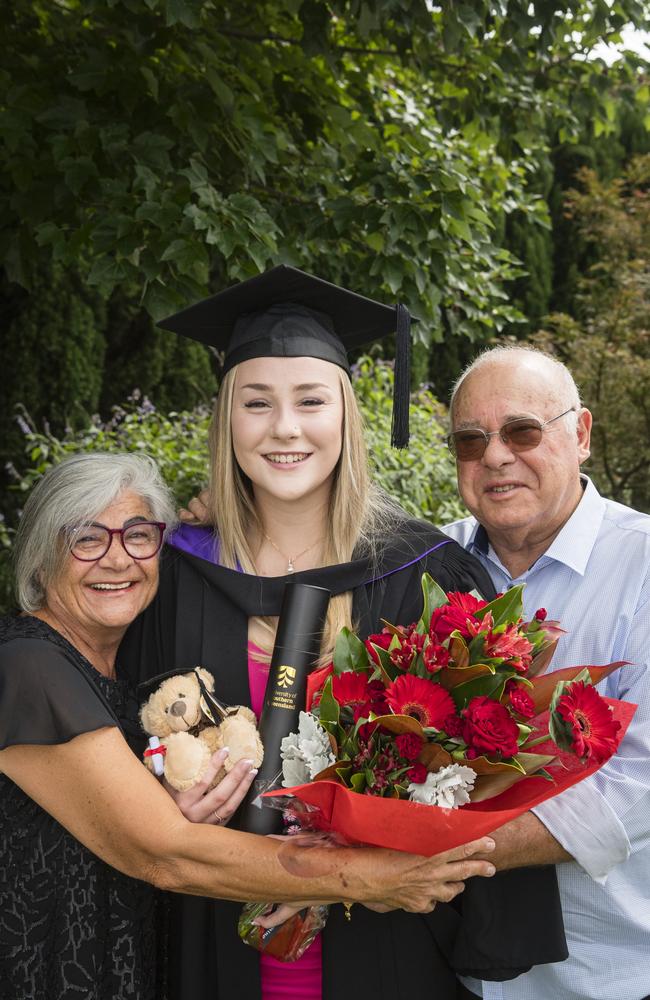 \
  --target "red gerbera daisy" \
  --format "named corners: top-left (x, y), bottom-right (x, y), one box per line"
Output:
top-left (555, 681), bottom-right (621, 764)
top-left (331, 671), bottom-right (373, 707)
top-left (384, 674), bottom-right (455, 729)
